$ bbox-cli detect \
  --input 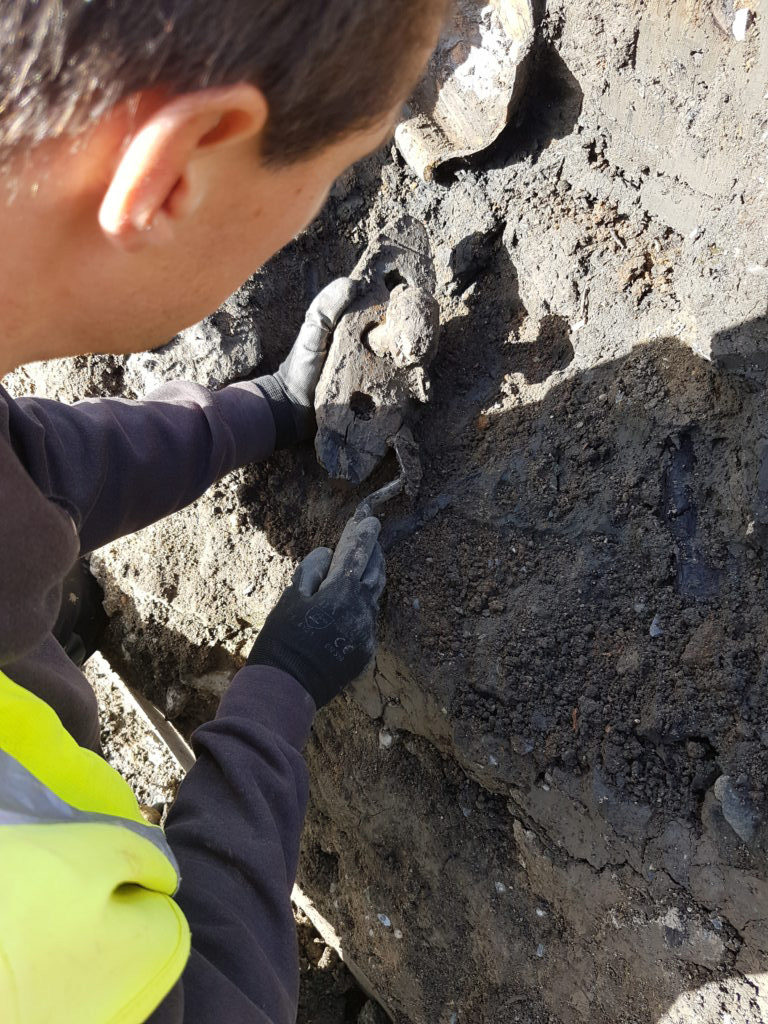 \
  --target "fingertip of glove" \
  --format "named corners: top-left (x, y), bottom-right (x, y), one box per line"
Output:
top-left (361, 515), bottom-right (382, 536)
top-left (349, 515), bottom-right (381, 543)
top-left (334, 275), bottom-right (358, 299)
top-left (315, 277), bottom-right (358, 322)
